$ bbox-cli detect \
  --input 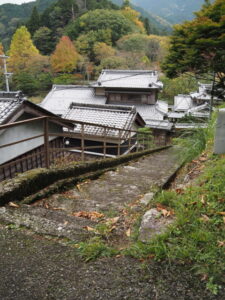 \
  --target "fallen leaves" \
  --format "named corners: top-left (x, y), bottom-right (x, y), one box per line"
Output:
top-left (218, 212), bottom-right (225, 216)
top-left (8, 202), bottom-right (19, 208)
top-left (217, 241), bottom-right (225, 247)
top-left (72, 211), bottom-right (104, 220)
top-left (83, 226), bottom-right (95, 232)
top-left (156, 204), bottom-right (174, 217)
top-left (200, 214), bottom-right (210, 223)
top-left (76, 180), bottom-right (90, 192)
top-left (105, 217), bottom-right (120, 225)
top-left (126, 228), bottom-right (131, 237)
